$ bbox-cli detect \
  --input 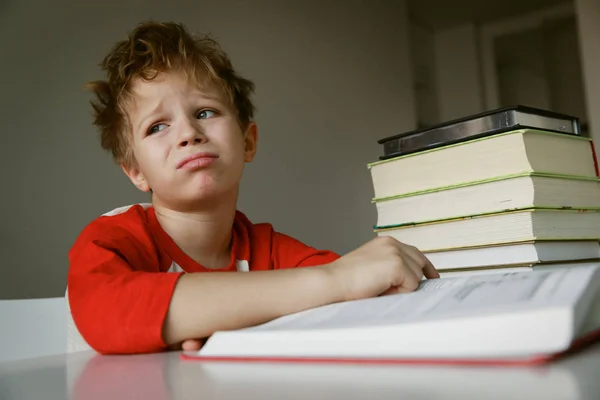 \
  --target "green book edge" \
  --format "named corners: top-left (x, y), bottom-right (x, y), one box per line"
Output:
top-left (421, 238), bottom-right (600, 254)
top-left (371, 171), bottom-right (600, 203)
top-left (366, 128), bottom-right (592, 168)
top-left (403, 238), bottom-right (600, 253)
top-left (435, 257), bottom-right (600, 272)
top-left (373, 207), bottom-right (600, 231)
